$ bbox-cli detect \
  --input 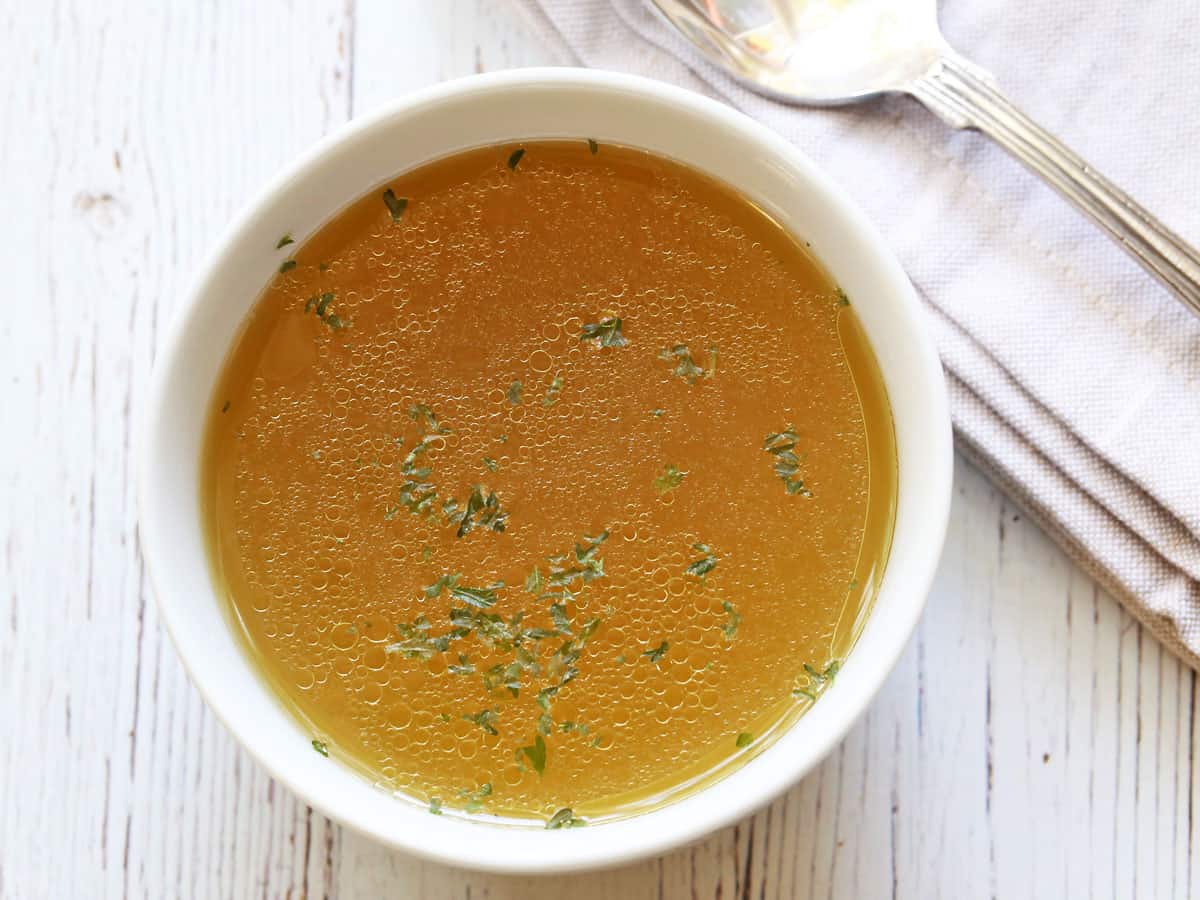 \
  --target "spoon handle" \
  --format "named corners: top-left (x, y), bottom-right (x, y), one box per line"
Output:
top-left (910, 52), bottom-right (1200, 317)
